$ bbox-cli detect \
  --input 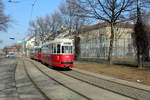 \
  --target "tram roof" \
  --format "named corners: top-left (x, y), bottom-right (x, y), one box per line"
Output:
top-left (33, 45), bottom-right (42, 48)
top-left (42, 38), bottom-right (73, 45)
